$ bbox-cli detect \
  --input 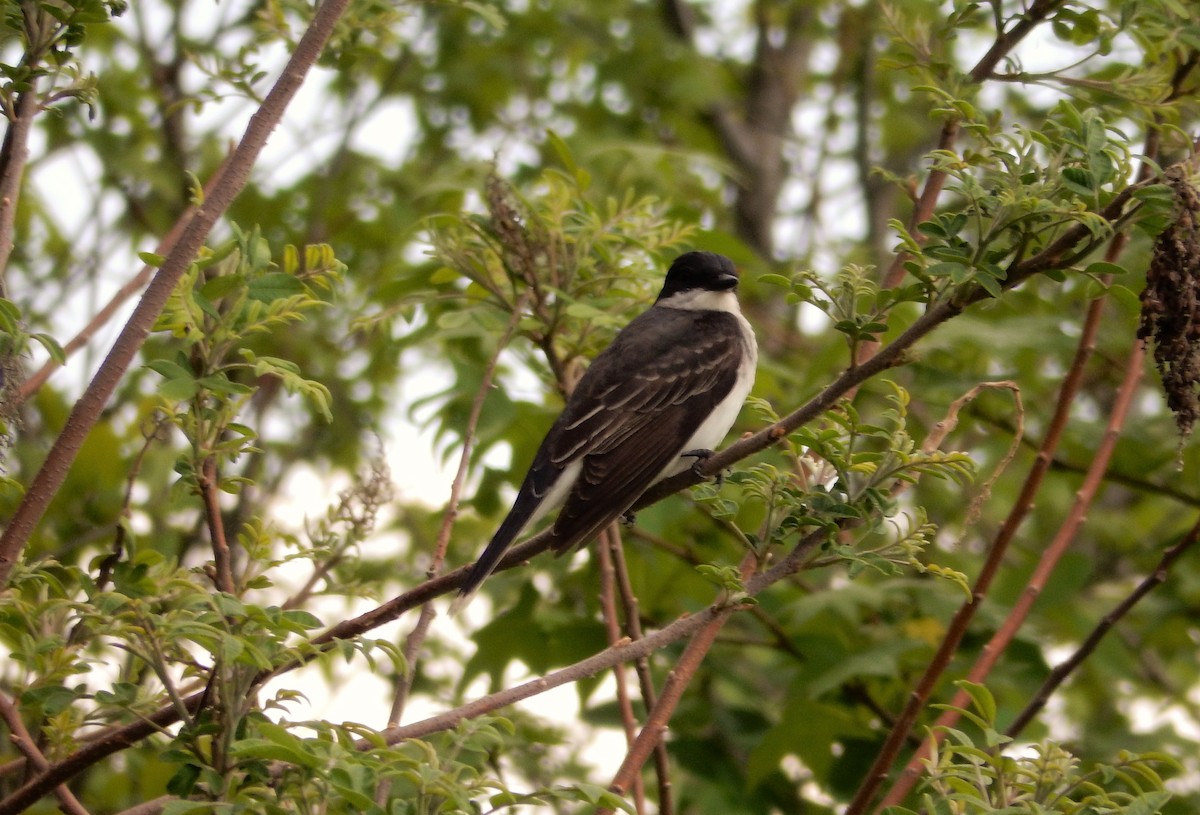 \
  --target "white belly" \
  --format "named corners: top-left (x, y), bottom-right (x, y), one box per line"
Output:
top-left (662, 309), bottom-right (757, 478)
